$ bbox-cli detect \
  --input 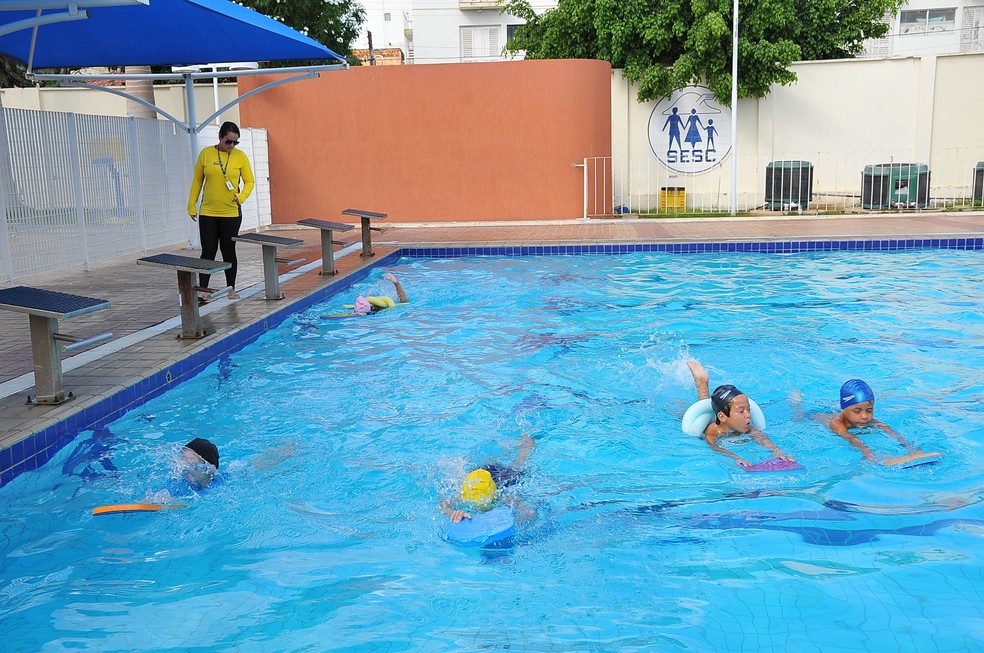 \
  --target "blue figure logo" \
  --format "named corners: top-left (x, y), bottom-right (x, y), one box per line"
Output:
top-left (683, 108), bottom-right (704, 153)
top-left (705, 118), bottom-right (717, 155)
top-left (662, 107), bottom-right (684, 155)
top-left (649, 87), bottom-right (731, 173)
